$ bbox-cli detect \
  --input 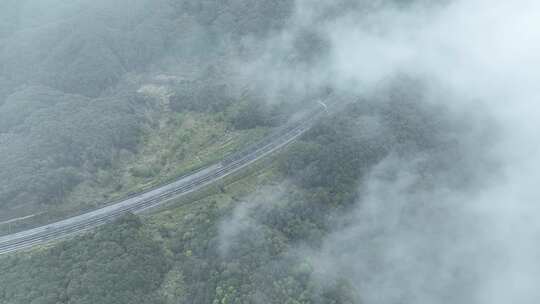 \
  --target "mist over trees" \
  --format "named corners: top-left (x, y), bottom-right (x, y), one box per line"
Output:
top-left (0, 0), bottom-right (295, 218)
top-left (1, 83), bottom-right (476, 303)
top-left (2, 0), bottom-right (539, 303)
